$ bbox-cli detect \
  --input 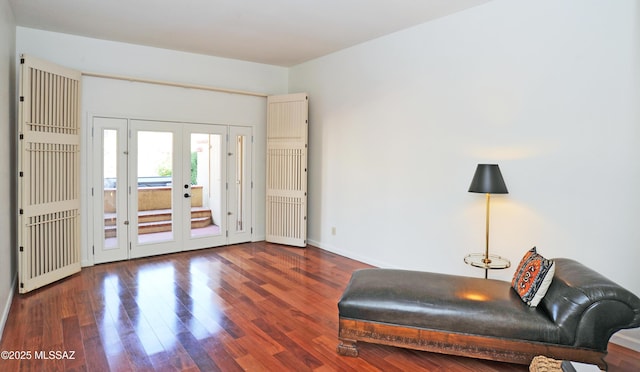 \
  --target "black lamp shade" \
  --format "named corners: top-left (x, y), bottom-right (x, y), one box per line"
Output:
top-left (468, 164), bottom-right (508, 194)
